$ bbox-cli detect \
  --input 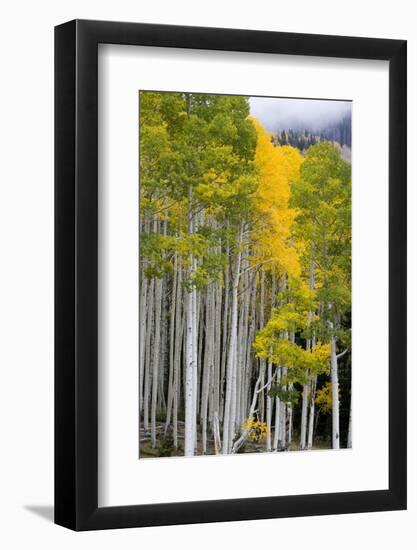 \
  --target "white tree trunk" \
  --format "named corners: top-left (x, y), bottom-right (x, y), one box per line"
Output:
top-left (272, 368), bottom-right (281, 451)
top-left (244, 274), bottom-right (257, 420)
top-left (172, 258), bottom-right (182, 448)
top-left (213, 411), bottom-right (222, 454)
top-left (164, 254), bottom-right (177, 433)
top-left (201, 283), bottom-right (213, 454)
top-left (279, 366), bottom-right (287, 450)
top-left (220, 238), bottom-right (229, 421)
top-left (139, 272), bottom-right (148, 411)
top-left (139, 219), bottom-right (149, 416)
top-left (185, 187), bottom-right (198, 457)
top-left (139, 276), bottom-right (148, 412)
top-left (258, 271), bottom-right (265, 422)
top-left (301, 253), bottom-right (315, 450)
top-left (185, 285), bottom-right (197, 455)
top-left (223, 224), bottom-right (243, 454)
top-left (143, 278), bottom-right (154, 431)
top-left (213, 273), bottom-right (222, 423)
top-left (151, 274), bottom-right (162, 447)
top-left (192, 259), bottom-right (198, 452)
top-left (266, 360), bottom-right (273, 451)
top-left (300, 382), bottom-right (308, 450)
top-left (330, 333), bottom-right (340, 450)
top-left (307, 375), bottom-right (317, 449)
top-left (288, 383), bottom-right (293, 446)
